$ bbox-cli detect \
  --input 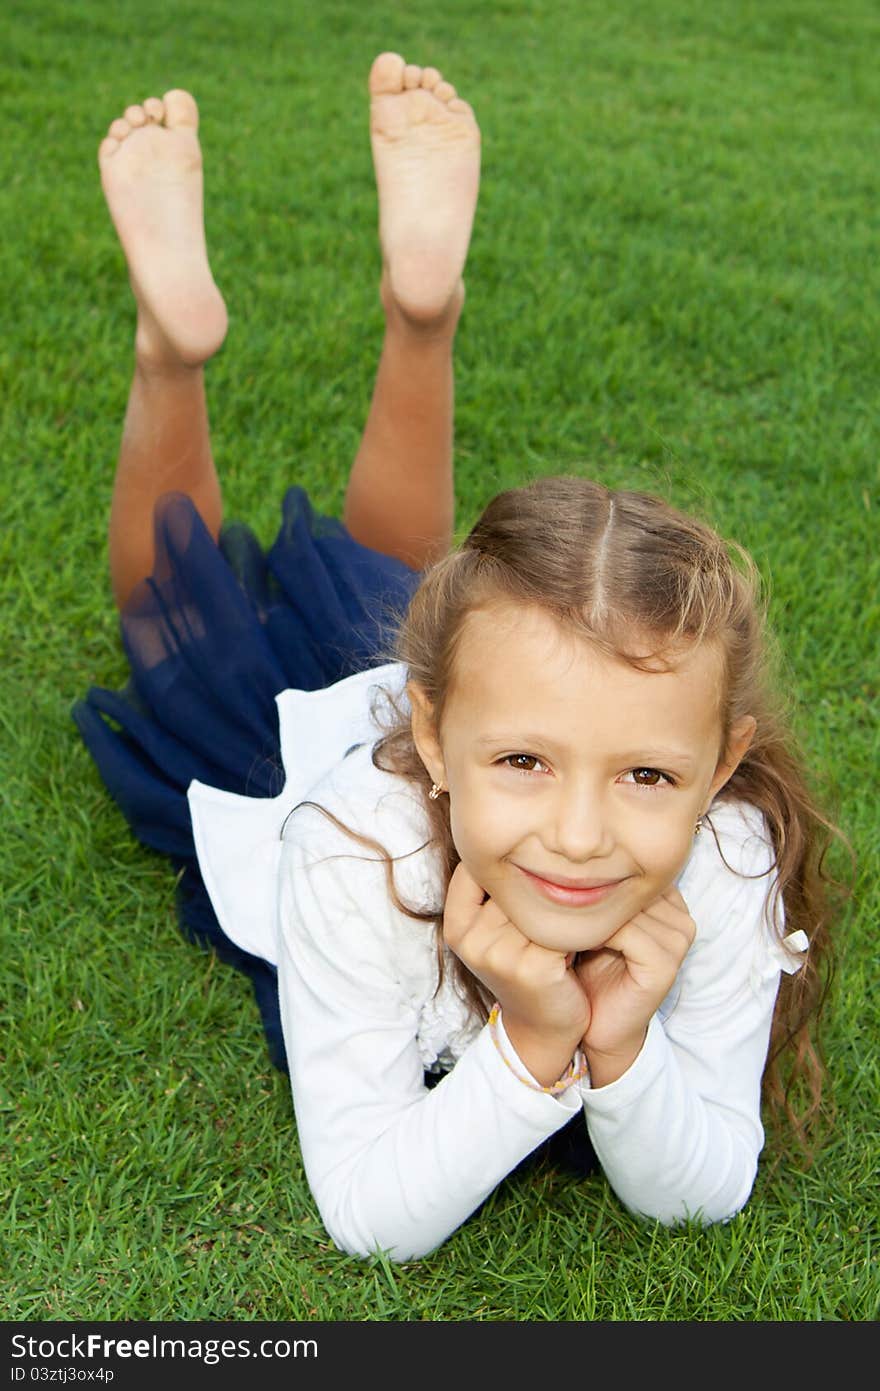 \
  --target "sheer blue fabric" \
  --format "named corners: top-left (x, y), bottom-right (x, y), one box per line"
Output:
top-left (73, 489), bottom-right (420, 1070)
